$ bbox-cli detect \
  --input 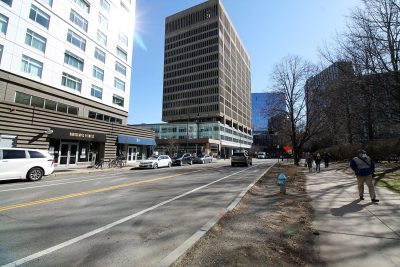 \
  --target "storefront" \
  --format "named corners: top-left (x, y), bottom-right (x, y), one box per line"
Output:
top-left (117, 135), bottom-right (156, 162)
top-left (49, 128), bottom-right (106, 167)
